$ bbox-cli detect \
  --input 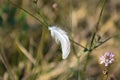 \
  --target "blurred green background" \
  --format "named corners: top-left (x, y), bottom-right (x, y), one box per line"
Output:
top-left (0, 0), bottom-right (120, 80)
